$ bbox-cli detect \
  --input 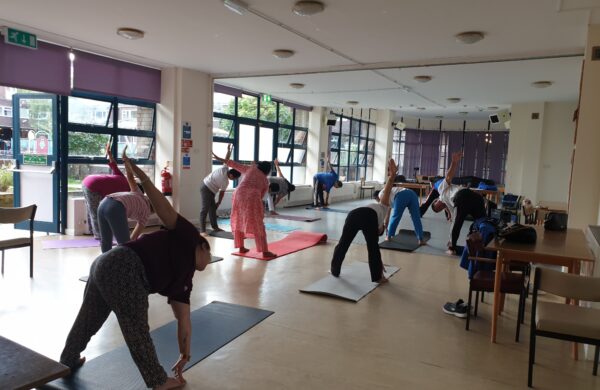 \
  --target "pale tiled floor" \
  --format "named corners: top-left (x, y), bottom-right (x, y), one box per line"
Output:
top-left (0, 202), bottom-right (598, 389)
